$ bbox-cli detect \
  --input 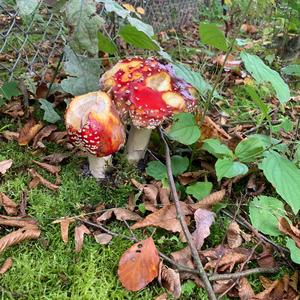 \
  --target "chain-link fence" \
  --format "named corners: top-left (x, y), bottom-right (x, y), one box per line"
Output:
top-left (0, 0), bottom-right (200, 83)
